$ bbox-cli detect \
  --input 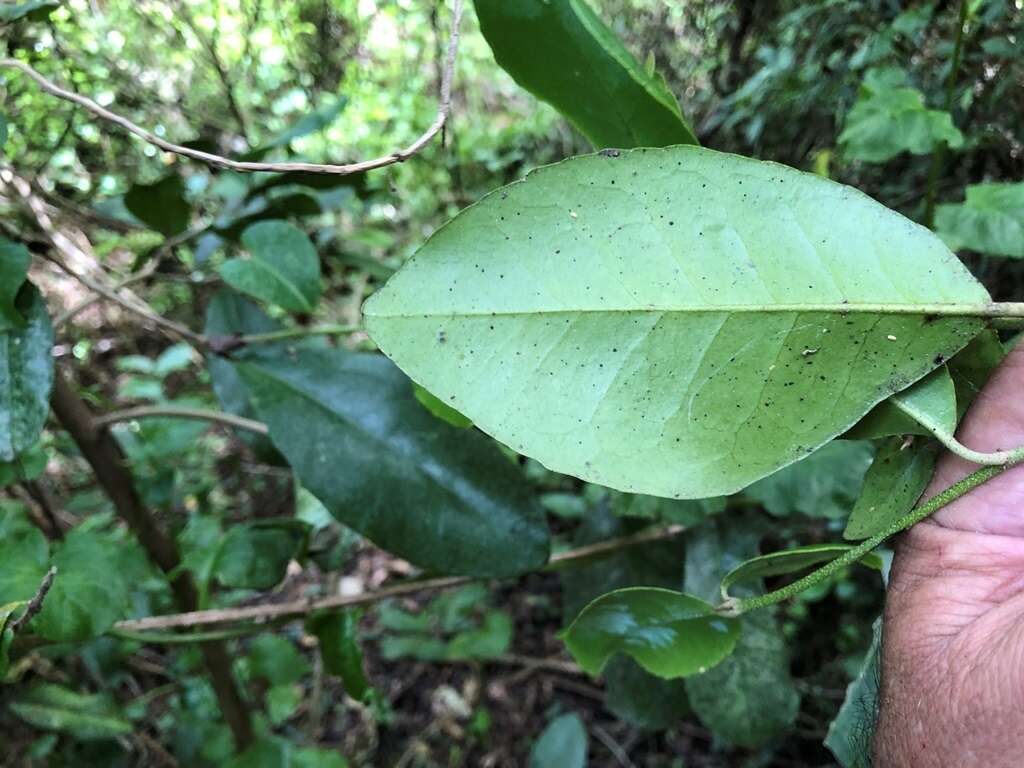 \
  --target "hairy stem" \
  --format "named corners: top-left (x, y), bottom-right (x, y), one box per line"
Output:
top-left (717, 462), bottom-right (1013, 616)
